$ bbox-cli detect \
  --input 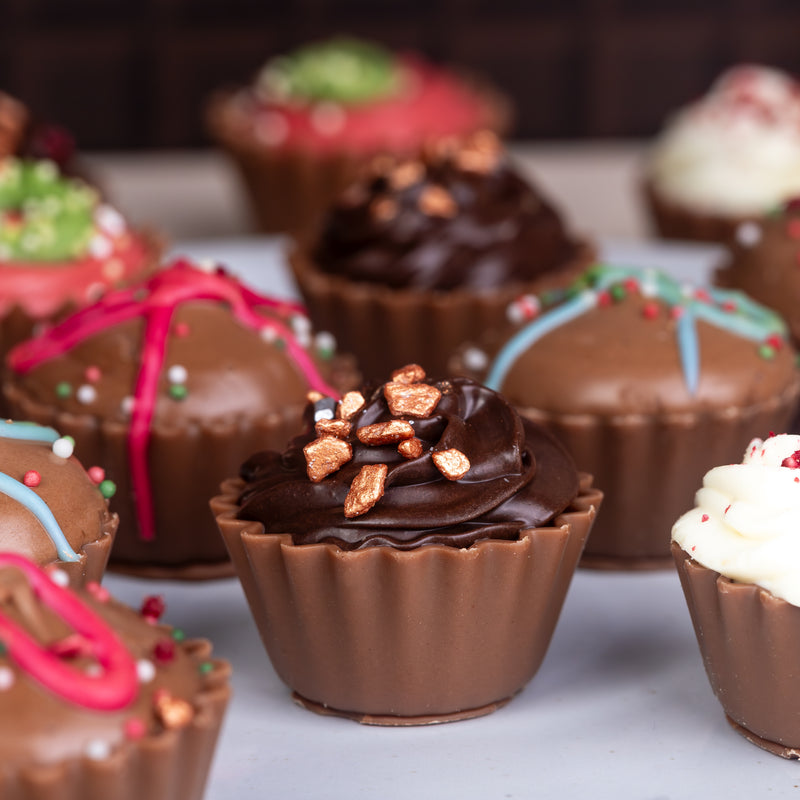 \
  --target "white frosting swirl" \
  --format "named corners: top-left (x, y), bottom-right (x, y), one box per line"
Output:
top-left (672, 434), bottom-right (800, 605)
top-left (648, 65), bottom-right (800, 215)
